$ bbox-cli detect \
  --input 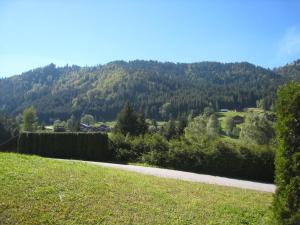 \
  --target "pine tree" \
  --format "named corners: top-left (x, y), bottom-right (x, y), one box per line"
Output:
top-left (115, 103), bottom-right (139, 136)
top-left (137, 108), bottom-right (148, 135)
